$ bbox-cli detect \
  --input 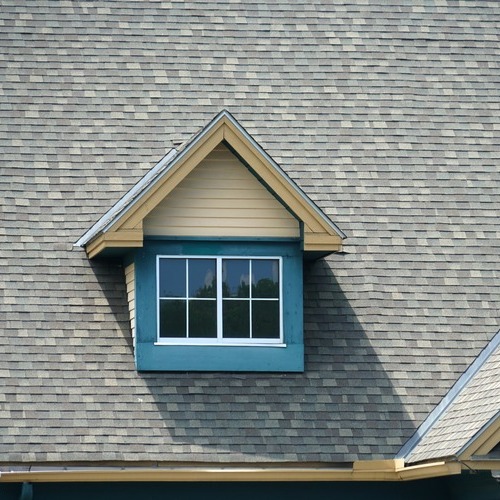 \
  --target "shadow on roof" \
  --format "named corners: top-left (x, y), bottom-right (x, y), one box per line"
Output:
top-left (123, 257), bottom-right (418, 463)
